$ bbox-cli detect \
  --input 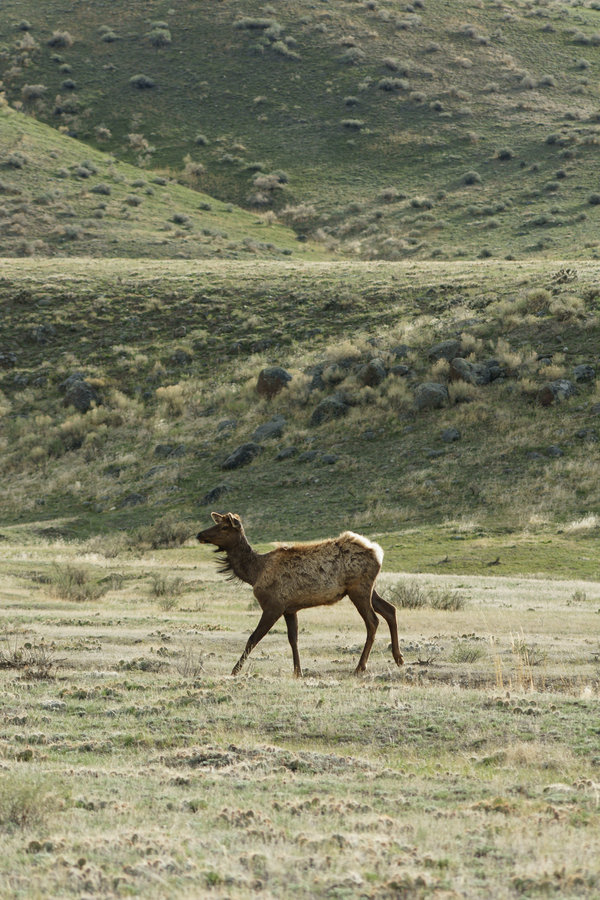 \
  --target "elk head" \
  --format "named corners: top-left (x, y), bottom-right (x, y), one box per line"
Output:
top-left (196, 512), bottom-right (244, 549)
